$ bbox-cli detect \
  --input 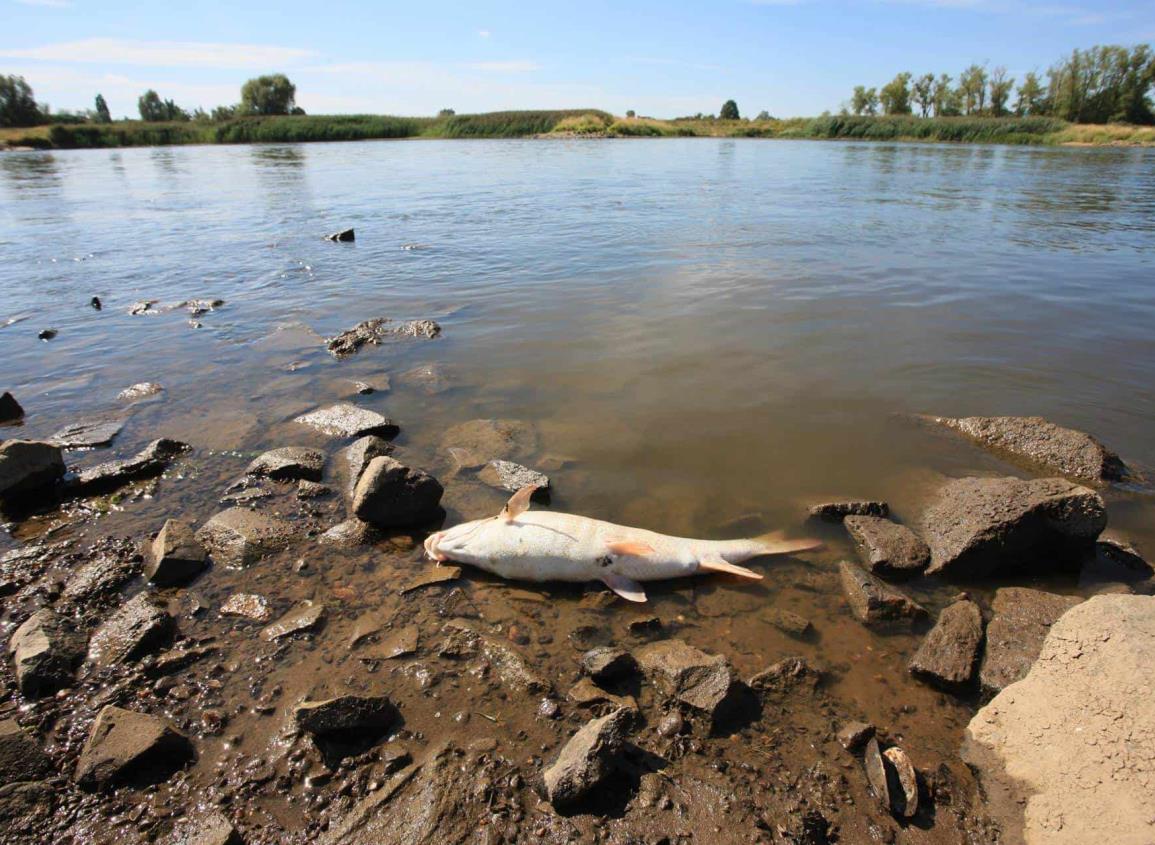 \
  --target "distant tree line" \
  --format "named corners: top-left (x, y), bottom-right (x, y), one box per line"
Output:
top-left (847, 44), bottom-right (1154, 124)
top-left (0, 73), bottom-right (304, 128)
